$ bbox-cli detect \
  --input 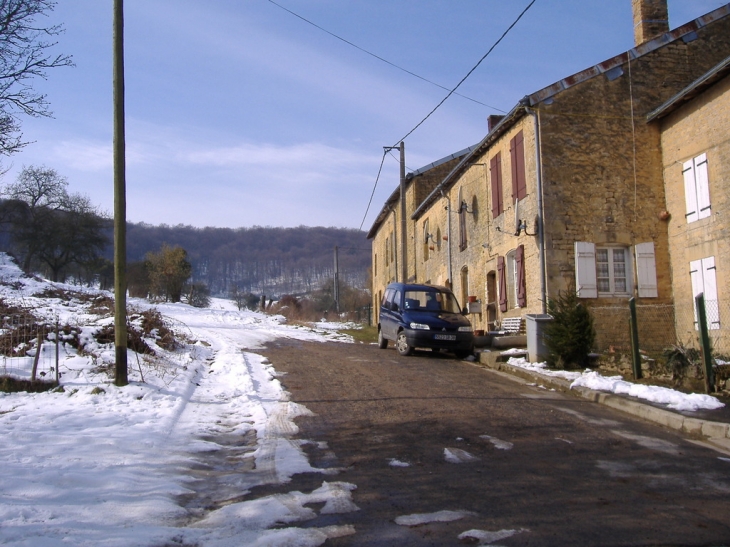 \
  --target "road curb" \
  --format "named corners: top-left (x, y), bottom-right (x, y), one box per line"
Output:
top-left (479, 358), bottom-right (730, 441)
